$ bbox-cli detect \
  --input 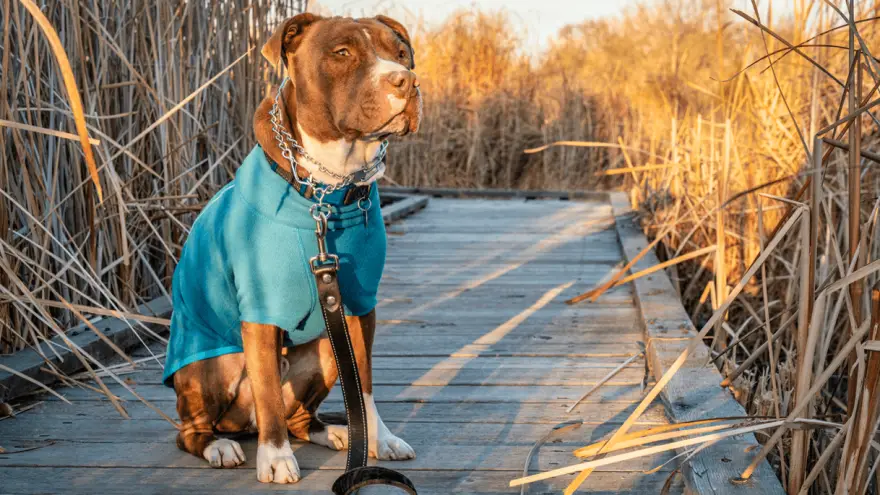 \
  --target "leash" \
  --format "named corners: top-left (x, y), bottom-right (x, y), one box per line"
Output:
top-left (310, 208), bottom-right (417, 495)
top-left (268, 79), bottom-right (417, 494)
